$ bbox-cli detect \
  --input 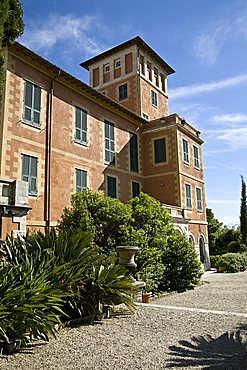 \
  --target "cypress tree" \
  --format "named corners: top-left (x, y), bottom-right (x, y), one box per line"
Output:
top-left (240, 175), bottom-right (247, 245)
